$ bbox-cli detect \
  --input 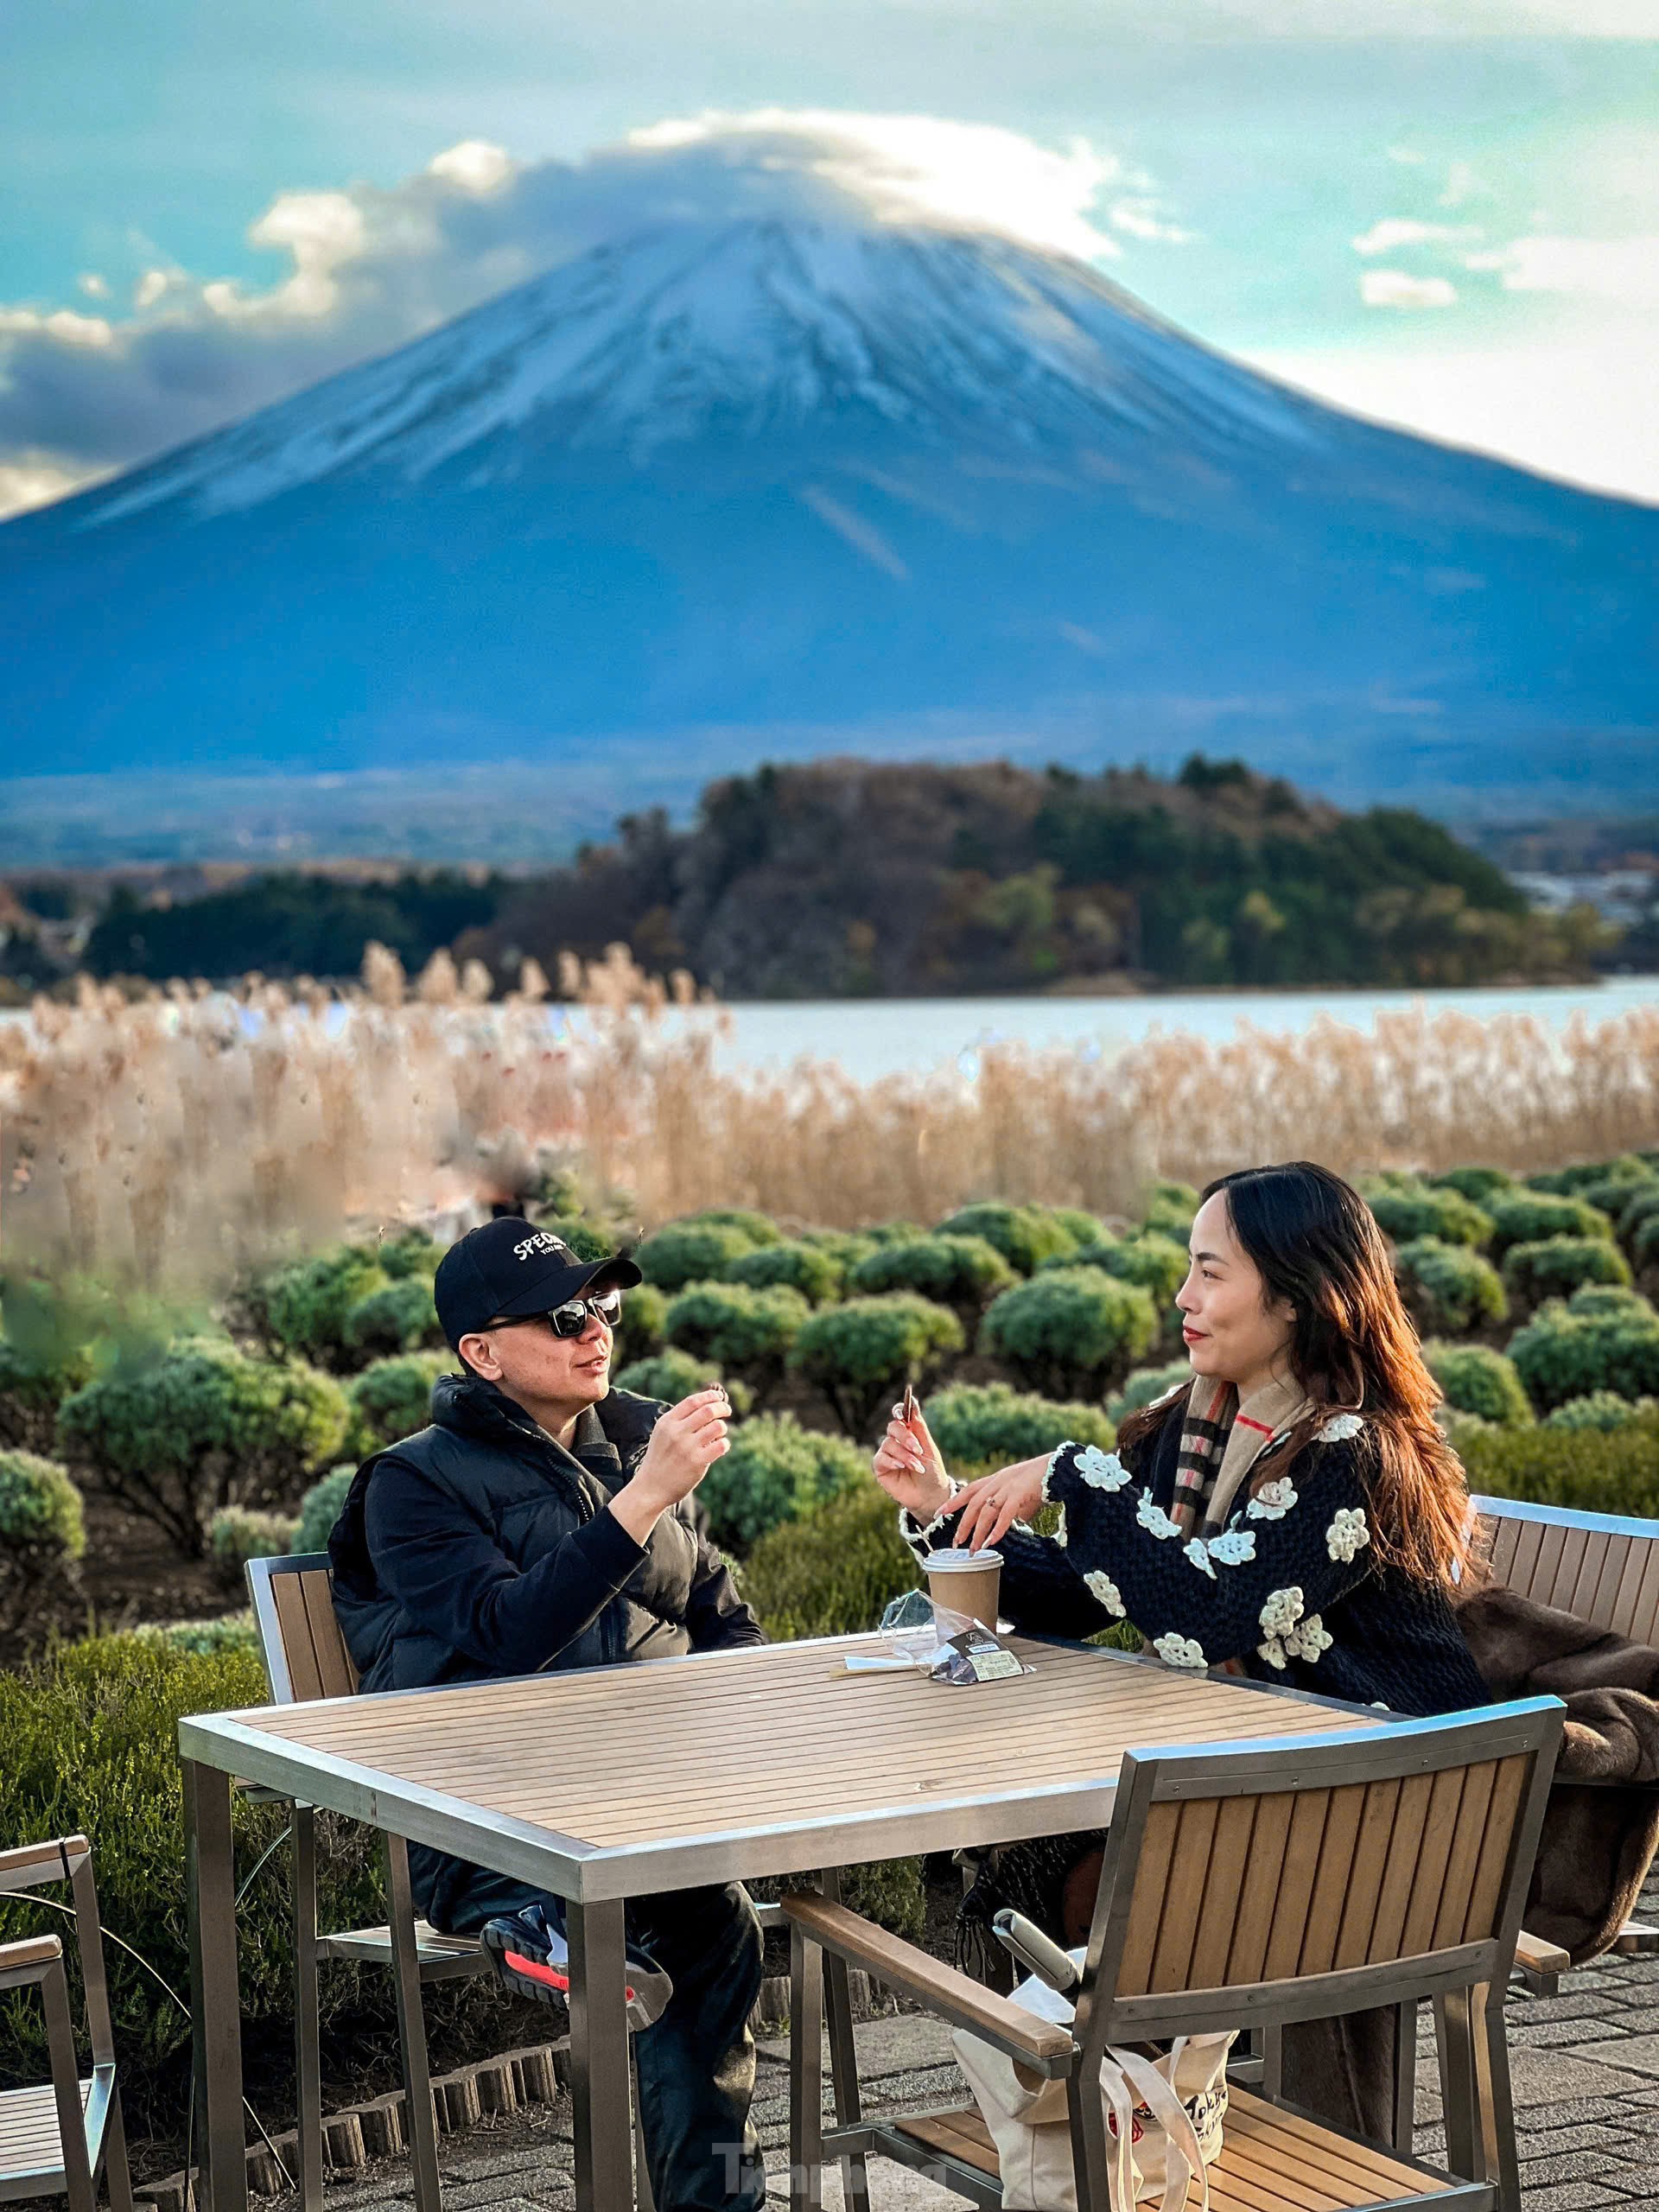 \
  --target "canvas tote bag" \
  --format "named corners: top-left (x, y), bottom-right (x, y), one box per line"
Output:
top-left (952, 1955), bottom-right (1233, 2212)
